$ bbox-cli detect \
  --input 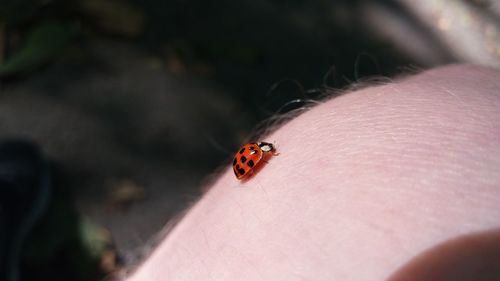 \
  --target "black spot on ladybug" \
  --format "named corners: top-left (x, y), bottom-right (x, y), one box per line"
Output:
top-left (249, 146), bottom-right (256, 151)
top-left (233, 158), bottom-right (237, 166)
top-left (247, 160), bottom-right (255, 168)
top-left (235, 164), bottom-right (245, 175)
top-left (240, 156), bottom-right (247, 163)
top-left (239, 147), bottom-right (245, 154)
